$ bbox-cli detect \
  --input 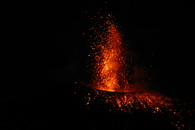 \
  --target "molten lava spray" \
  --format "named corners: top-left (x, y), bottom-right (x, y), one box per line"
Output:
top-left (90, 14), bottom-right (132, 92)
